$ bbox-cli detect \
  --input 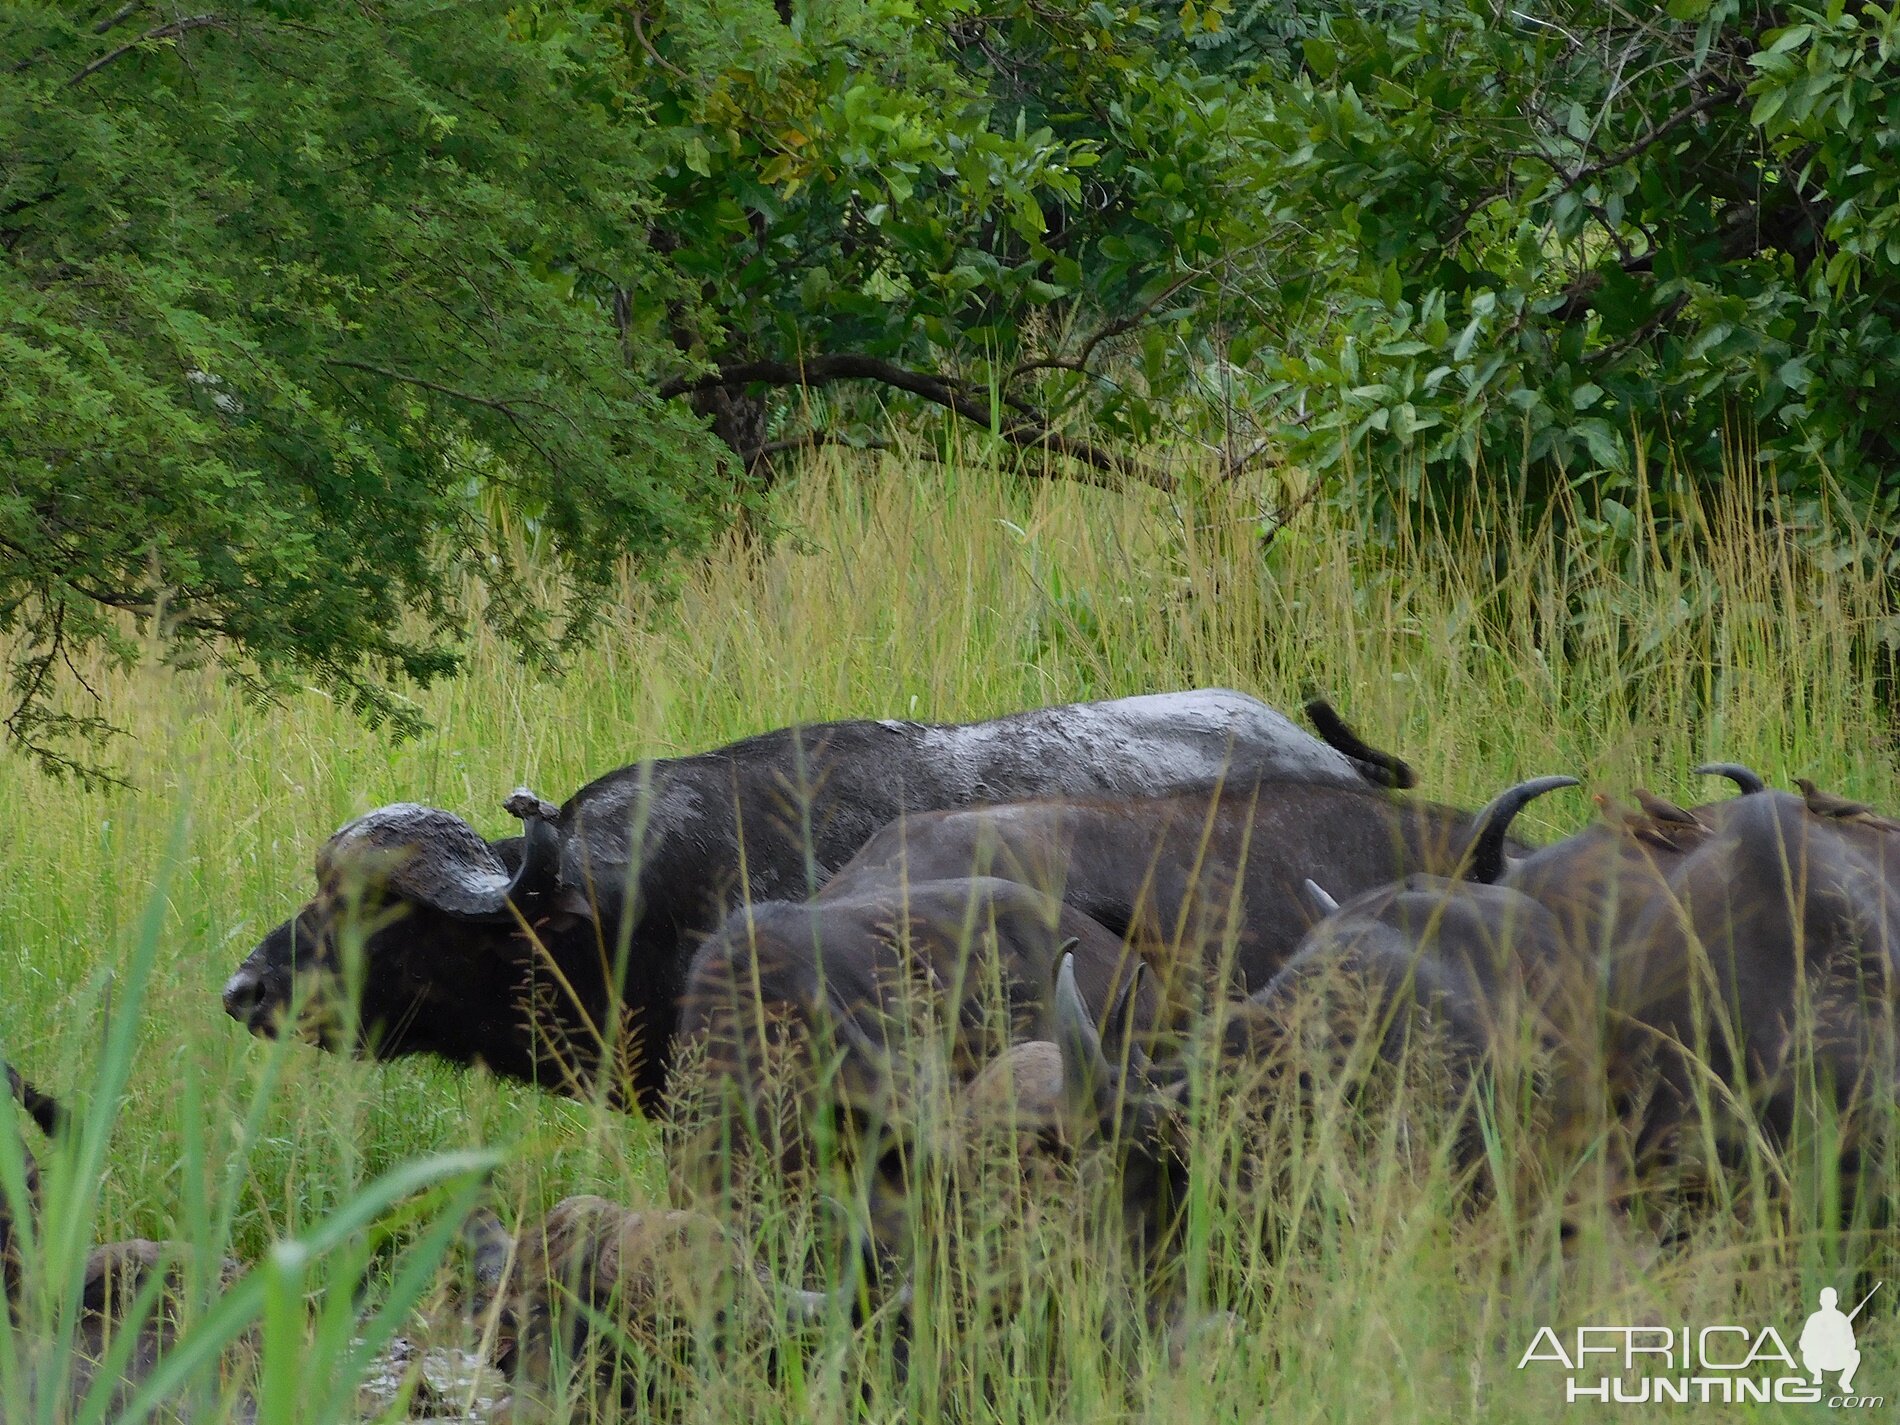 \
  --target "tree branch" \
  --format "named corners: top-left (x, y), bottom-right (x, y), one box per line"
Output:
top-left (1258, 473), bottom-right (1330, 554)
top-left (661, 355), bottom-right (986, 417)
top-left (67, 13), bottom-right (228, 87)
top-left (326, 358), bottom-right (566, 421)
top-left (614, 4), bottom-right (687, 81)
top-left (1551, 185), bottom-right (1817, 325)
top-left (93, 3), bottom-right (148, 35)
top-left (660, 355), bottom-right (1172, 490)
top-left (324, 358), bottom-right (567, 474)
top-left (1007, 272), bottom-right (1198, 382)
top-left (1557, 78), bottom-right (1744, 194)
top-left (757, 430), bottom-right (895, 459)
